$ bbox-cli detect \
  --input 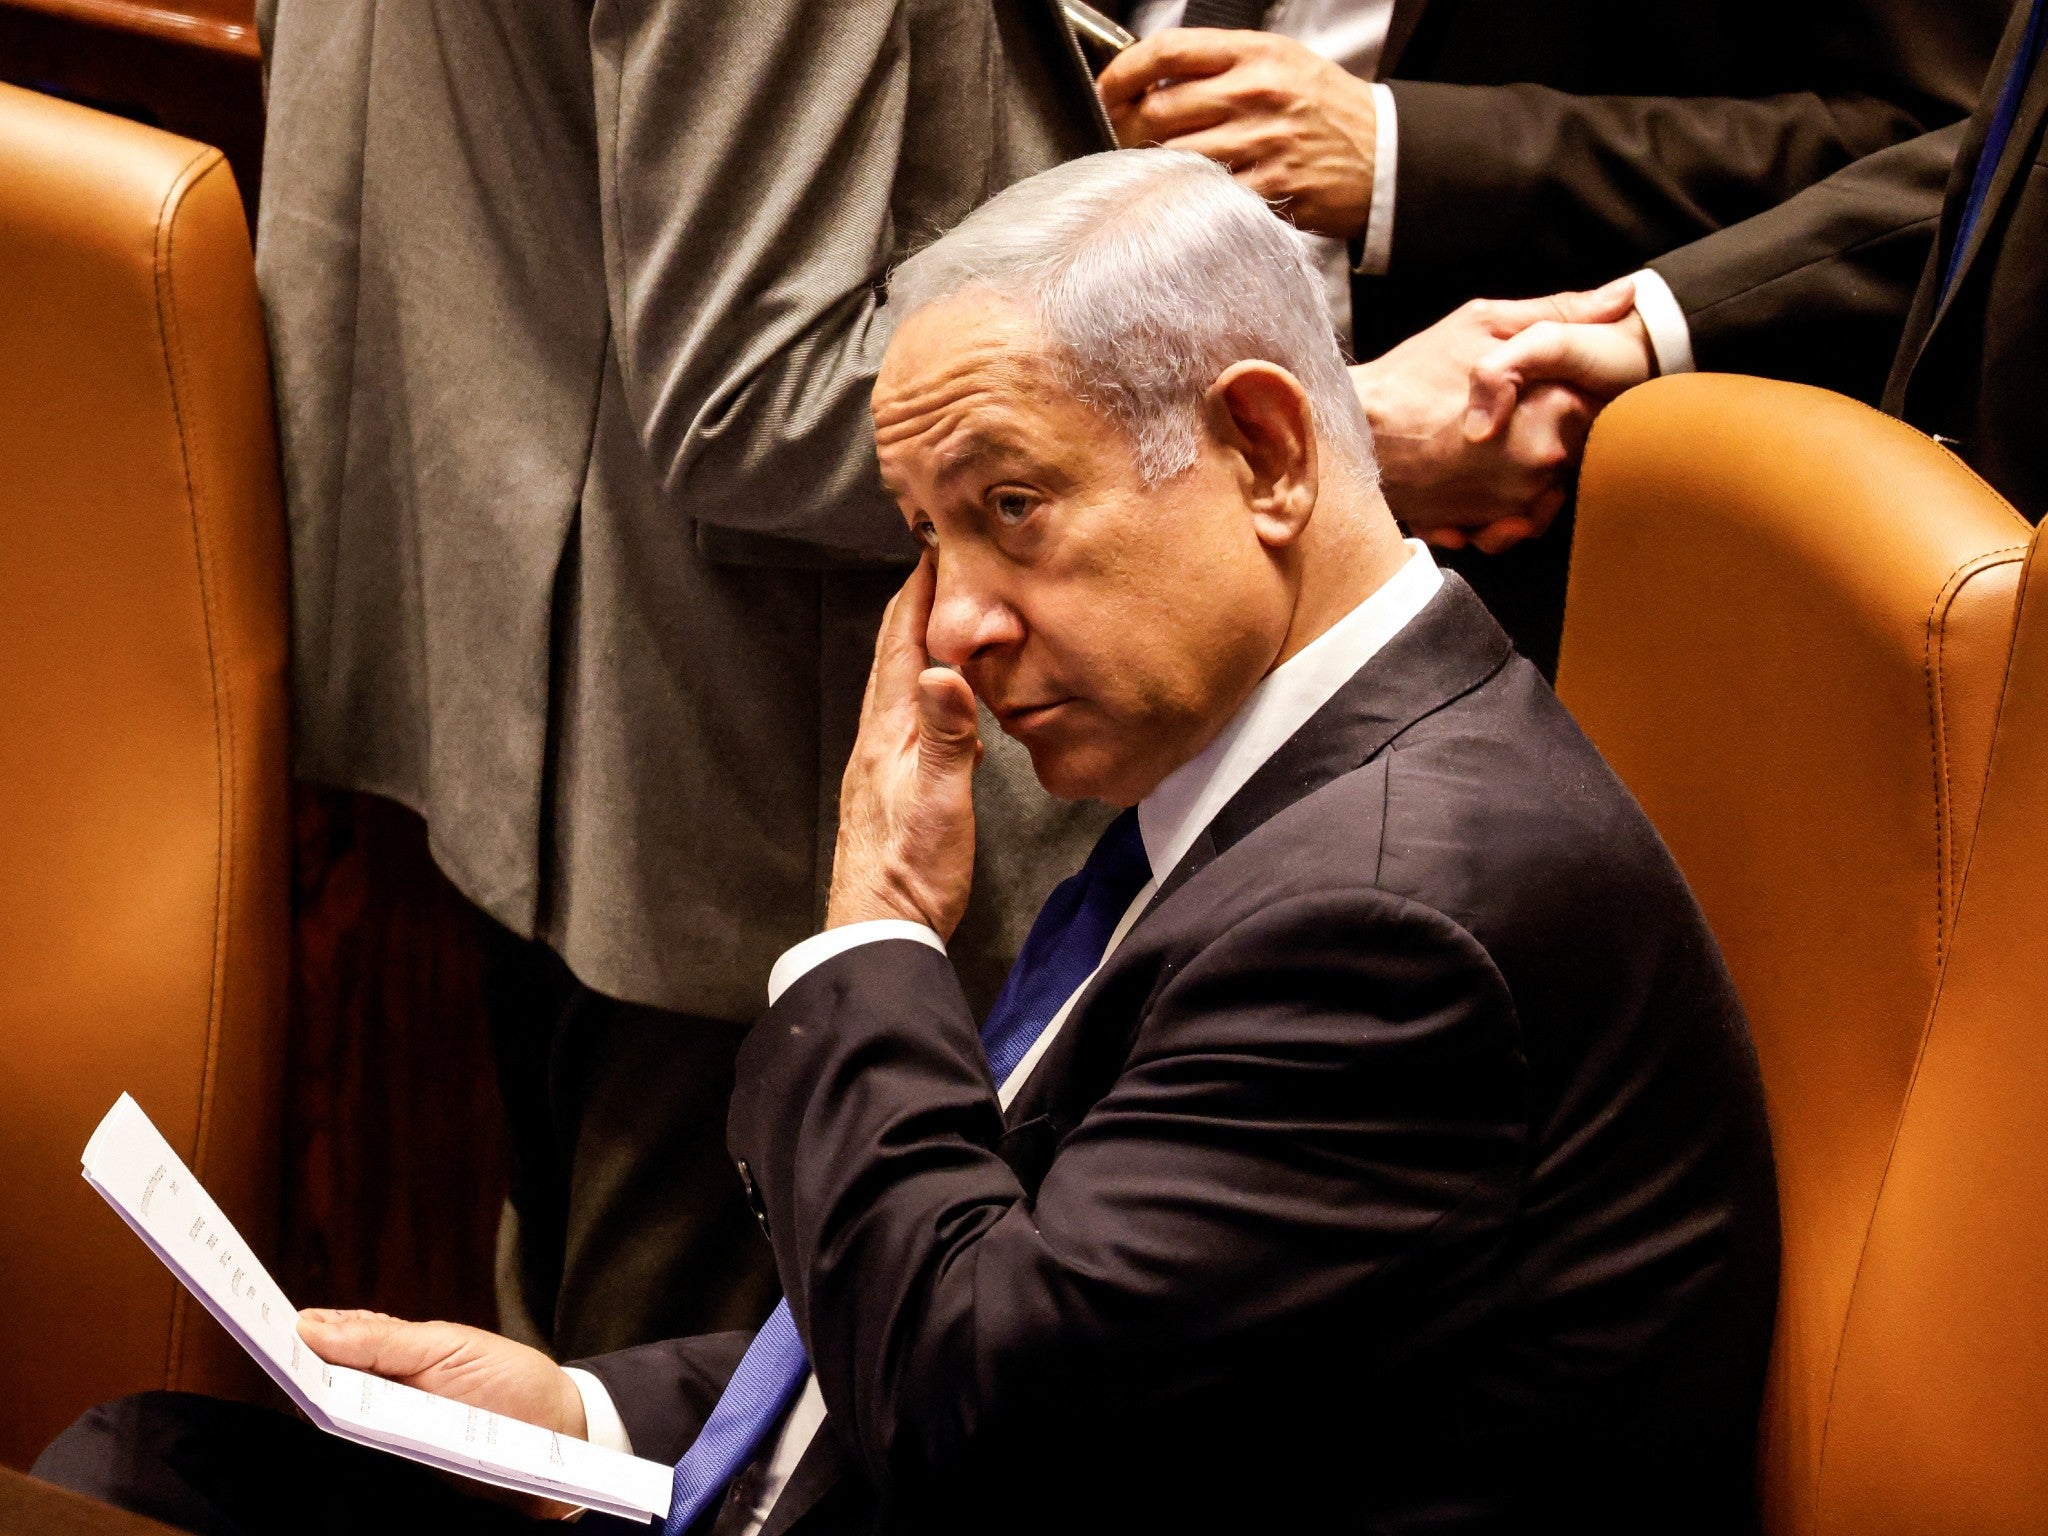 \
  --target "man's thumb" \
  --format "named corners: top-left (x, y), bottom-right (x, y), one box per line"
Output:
top-left (298, 1309), bottom-right (440, 1377)
top-left (1553, 274), bottom-right (1638, 325)
top-left (917, 668), bottom-right (982, 774)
